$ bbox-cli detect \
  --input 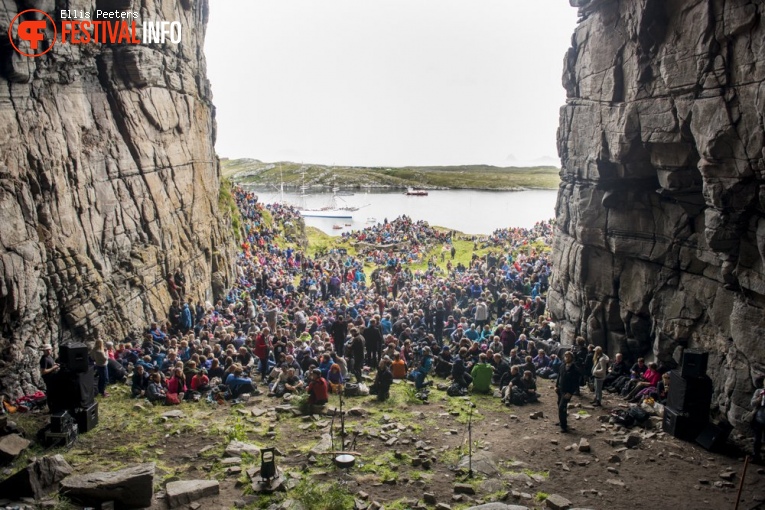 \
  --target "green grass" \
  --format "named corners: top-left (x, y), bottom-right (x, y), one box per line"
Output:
top-left (358, 451), bottom-right (401, 483)
top-left (222, 159), bottom-right (560, 190)
top-left (536, 491), bottom-right (550, 501)
top-left (219, 176), bottom-right (242, 241)
top-left (291, 479), bottom-right (355, 510)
